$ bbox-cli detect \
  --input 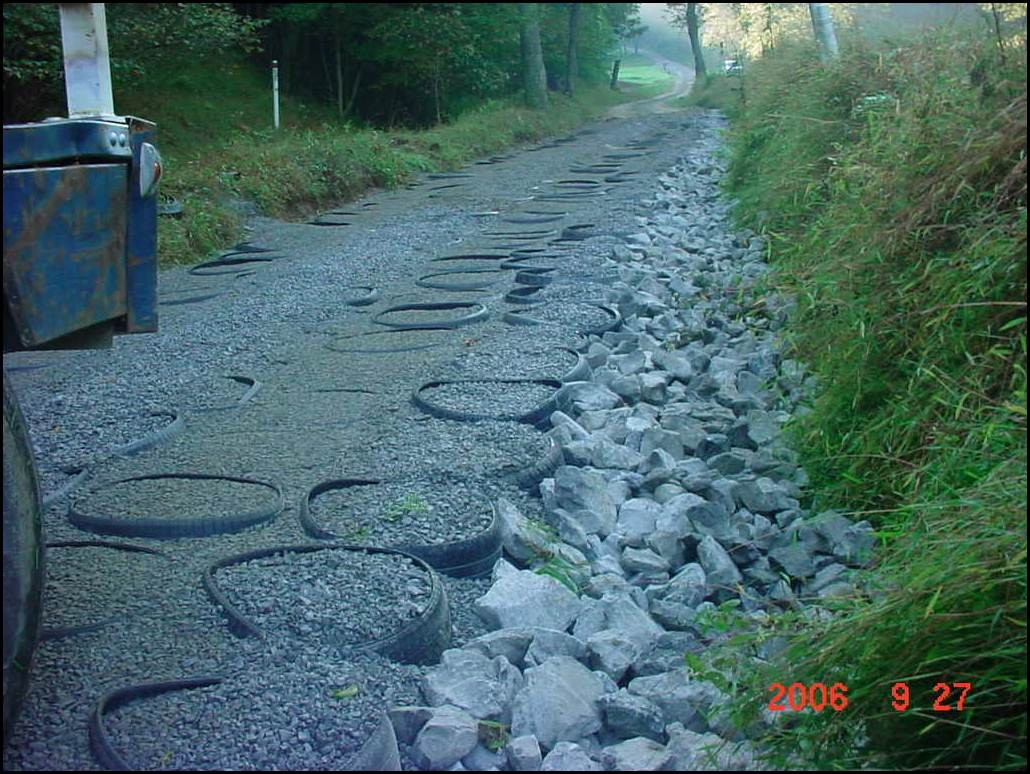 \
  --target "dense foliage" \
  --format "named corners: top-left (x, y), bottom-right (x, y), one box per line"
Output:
top-left (711, 27), bottom-right (1027, 771)
top-left (3, 3), bottom-right (639, 126)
